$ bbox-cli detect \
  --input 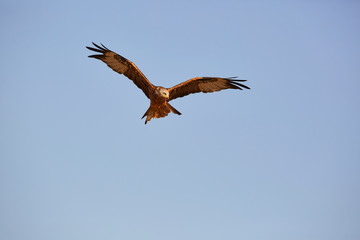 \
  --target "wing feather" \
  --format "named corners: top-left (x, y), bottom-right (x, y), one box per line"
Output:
top-left (86, 42), bottom-right (154, 99)
top-left (168, 77), bottom-right (250, 101)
